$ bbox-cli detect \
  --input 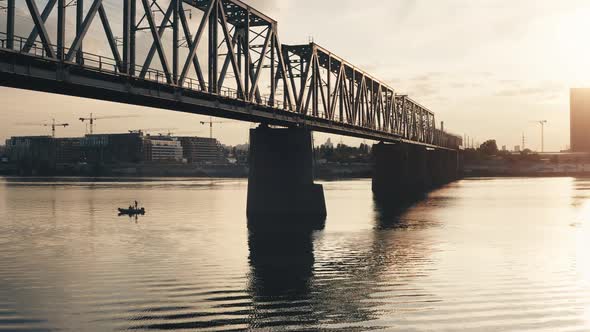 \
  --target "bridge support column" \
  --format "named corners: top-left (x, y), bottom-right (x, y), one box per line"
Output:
top-left (247, 125), bottom-right (326, 225)
top-left (372, 142), bottom-right (430, 202)
top-left (430, 149), bottom-right (460, 187)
